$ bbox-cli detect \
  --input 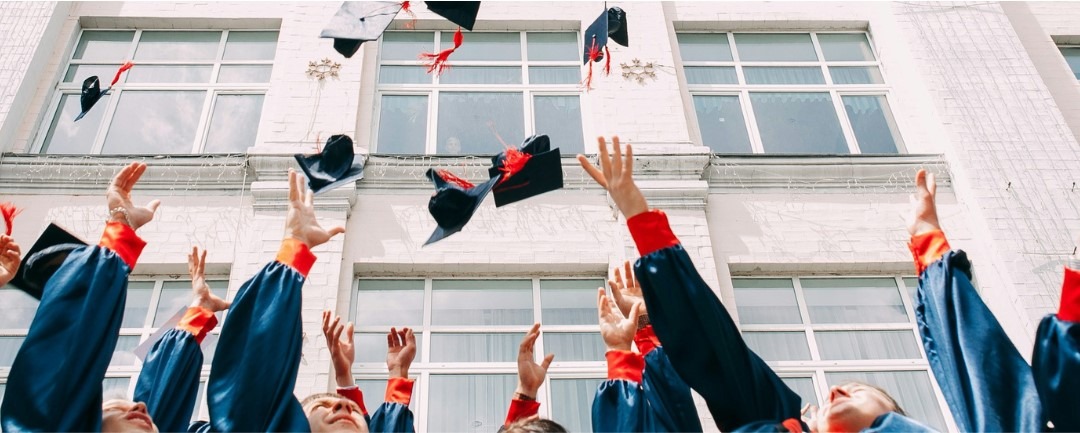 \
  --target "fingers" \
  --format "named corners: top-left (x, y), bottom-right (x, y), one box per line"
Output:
top-left (623, 141), bottom-right (633, 180)
top-left (597, 137), bottom-right (612, 182)
top-left (388, 327), bottom-right (399, 348)
top-left (288, 169), bottom-right (299, 203)
top-left (346, 323), bottom-right (355, 344)
top-left (927, 171), bottom-right (937, 197)
top-left (330, 316), bottom-right (343, 344)
top-left (915, 169), bottom-right (927, 194)
top-left (305, 189), bottom-right (314, 207)
top-left (577, 154), bottom-right (608, 189)
top-left (521, 323), bottom-right (541, 352)
top-left (403, 328), bottom-right (415, 346)
top-left (614, 266), bottom-right (624, 289)
top-left (540, 353), bottom-right (554, 371)
top-left (187, 246), bottom-right (197, 275)
top-left (145, 199), bottom-right (161, 213)
top-left (198, 249), bottom-right (207, 275)
top-left (609, 279), bottom-right (626, 307)
top-left (327, 226), bottom-right (346, 238)
top-left (127, 162), bottom-right (147, 191)
top-left (322, 310), bottom-right (332, 334)
top-left (610, 137), bottom-right (622, 180)
top-left (629, 301), bottom-right (643, 322)
top-left (597, 287), bottom-right (606, 322)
